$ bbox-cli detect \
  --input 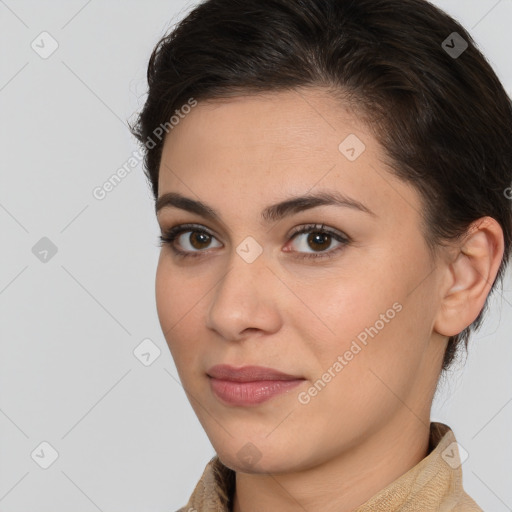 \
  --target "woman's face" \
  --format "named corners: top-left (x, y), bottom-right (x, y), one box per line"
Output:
top-left (155, 88), bottom-right (449, 473)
